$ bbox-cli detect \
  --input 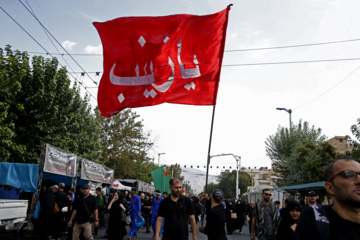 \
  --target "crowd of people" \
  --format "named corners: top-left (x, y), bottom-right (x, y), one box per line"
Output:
top-left (33, 156), bottom-right (360, 240)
